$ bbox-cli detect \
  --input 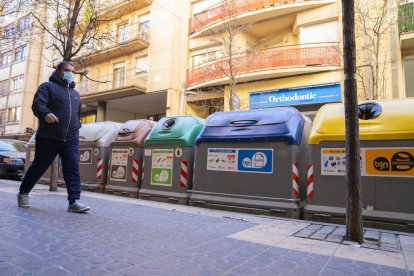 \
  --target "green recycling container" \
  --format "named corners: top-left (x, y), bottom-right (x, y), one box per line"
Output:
top-left (140, 116), bottom-right (204, 204)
